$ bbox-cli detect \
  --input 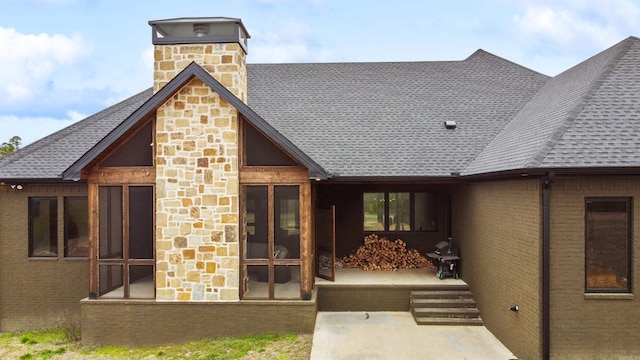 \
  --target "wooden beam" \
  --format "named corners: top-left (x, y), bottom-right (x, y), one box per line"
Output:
top-left (239, 167), bottom-right (308, 184)
top-left (88, 168), bottom-right (155, 184)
